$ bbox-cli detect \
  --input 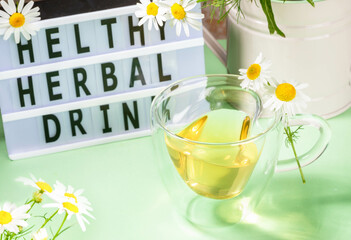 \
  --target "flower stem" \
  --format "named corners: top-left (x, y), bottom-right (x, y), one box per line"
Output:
top-left (52, 212), bottom-right (68, 240)
top-left (284, 126), bottom-right (306, 183)
top-left (8, 233), bottom-right (14, 240)
top-left (26, 201), bottom-right (36, 213)
top-left (40, 209), bottom-right (59, 229)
